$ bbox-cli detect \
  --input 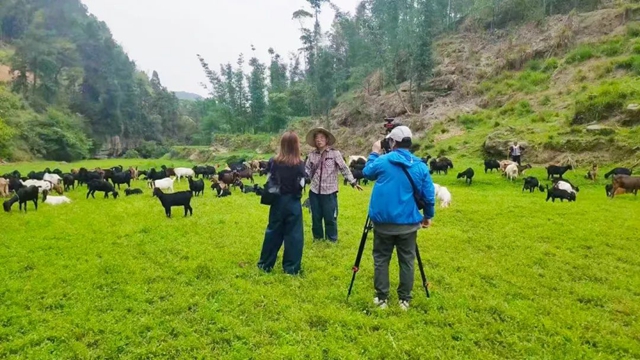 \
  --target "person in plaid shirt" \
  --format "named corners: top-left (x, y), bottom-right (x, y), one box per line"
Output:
top-left (305, 128), bottom-right (363, 242)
